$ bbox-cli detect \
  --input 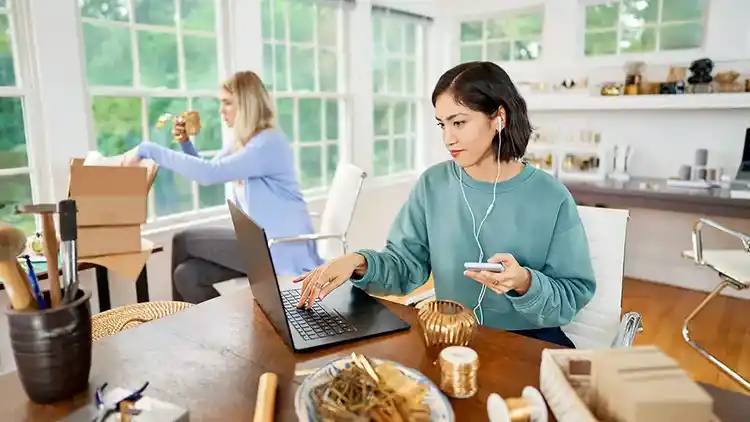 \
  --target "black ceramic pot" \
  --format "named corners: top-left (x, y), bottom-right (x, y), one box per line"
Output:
top-left (5, 289), bottom-right (92, 404)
